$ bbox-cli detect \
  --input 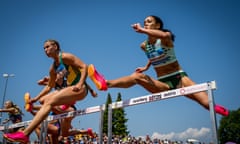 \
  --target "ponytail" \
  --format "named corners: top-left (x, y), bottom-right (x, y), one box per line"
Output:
top-left (162, 29), bottom-right (175, 41)
top-left (150, 15), bottom-right (175, 41)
